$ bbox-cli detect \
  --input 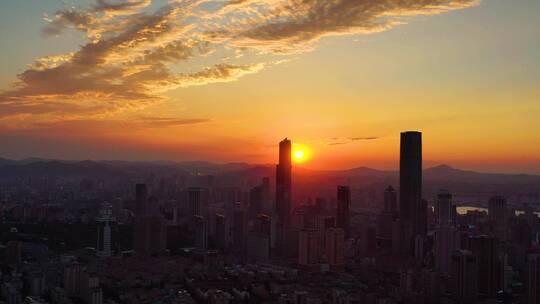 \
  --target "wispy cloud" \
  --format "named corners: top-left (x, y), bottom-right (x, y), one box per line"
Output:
top-left (0, 0), bottom-right (481, 126)
top-left (327, 136), bottom-right (381, 146)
